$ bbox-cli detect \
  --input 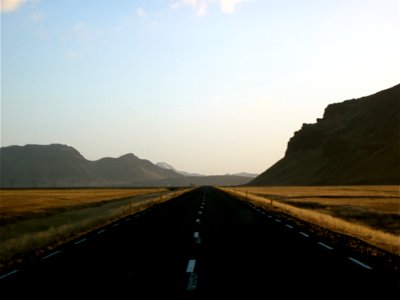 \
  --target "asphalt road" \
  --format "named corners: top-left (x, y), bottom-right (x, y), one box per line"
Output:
top-left (1, 187), bottom-right (399, 298)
